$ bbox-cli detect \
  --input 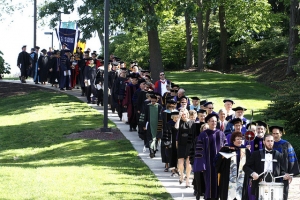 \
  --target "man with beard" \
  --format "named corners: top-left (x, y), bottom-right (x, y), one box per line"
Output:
top-left (17, 45), bottom-right (31, 83)
top-left (243, 134), bottom-right (290, 200)
top-left (270, 125), bottom-right (300, 200)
